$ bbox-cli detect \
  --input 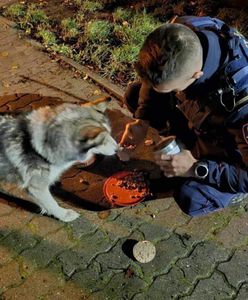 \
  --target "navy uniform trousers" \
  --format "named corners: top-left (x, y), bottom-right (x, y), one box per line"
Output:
top-left (124, 81), bottom-right (245, 216)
